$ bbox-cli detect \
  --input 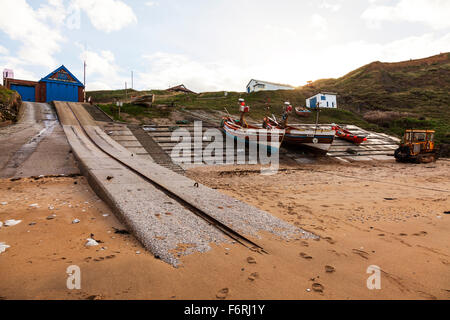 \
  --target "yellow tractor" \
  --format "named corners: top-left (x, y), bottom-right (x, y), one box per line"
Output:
top-left (394, 129), bottom-right (439, 163)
